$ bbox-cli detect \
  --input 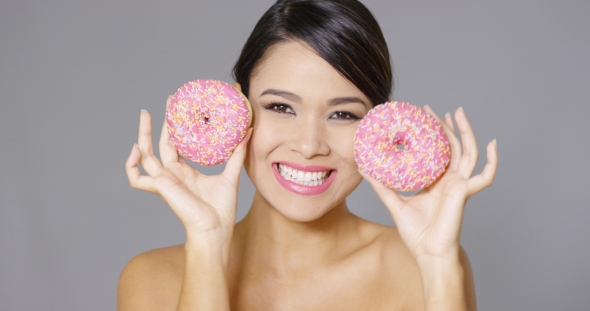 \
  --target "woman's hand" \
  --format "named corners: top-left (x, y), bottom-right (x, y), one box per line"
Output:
top-left (125, 97), bottom-right (252, 244)
top-left (360, 106), bottom-right (498, 261)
